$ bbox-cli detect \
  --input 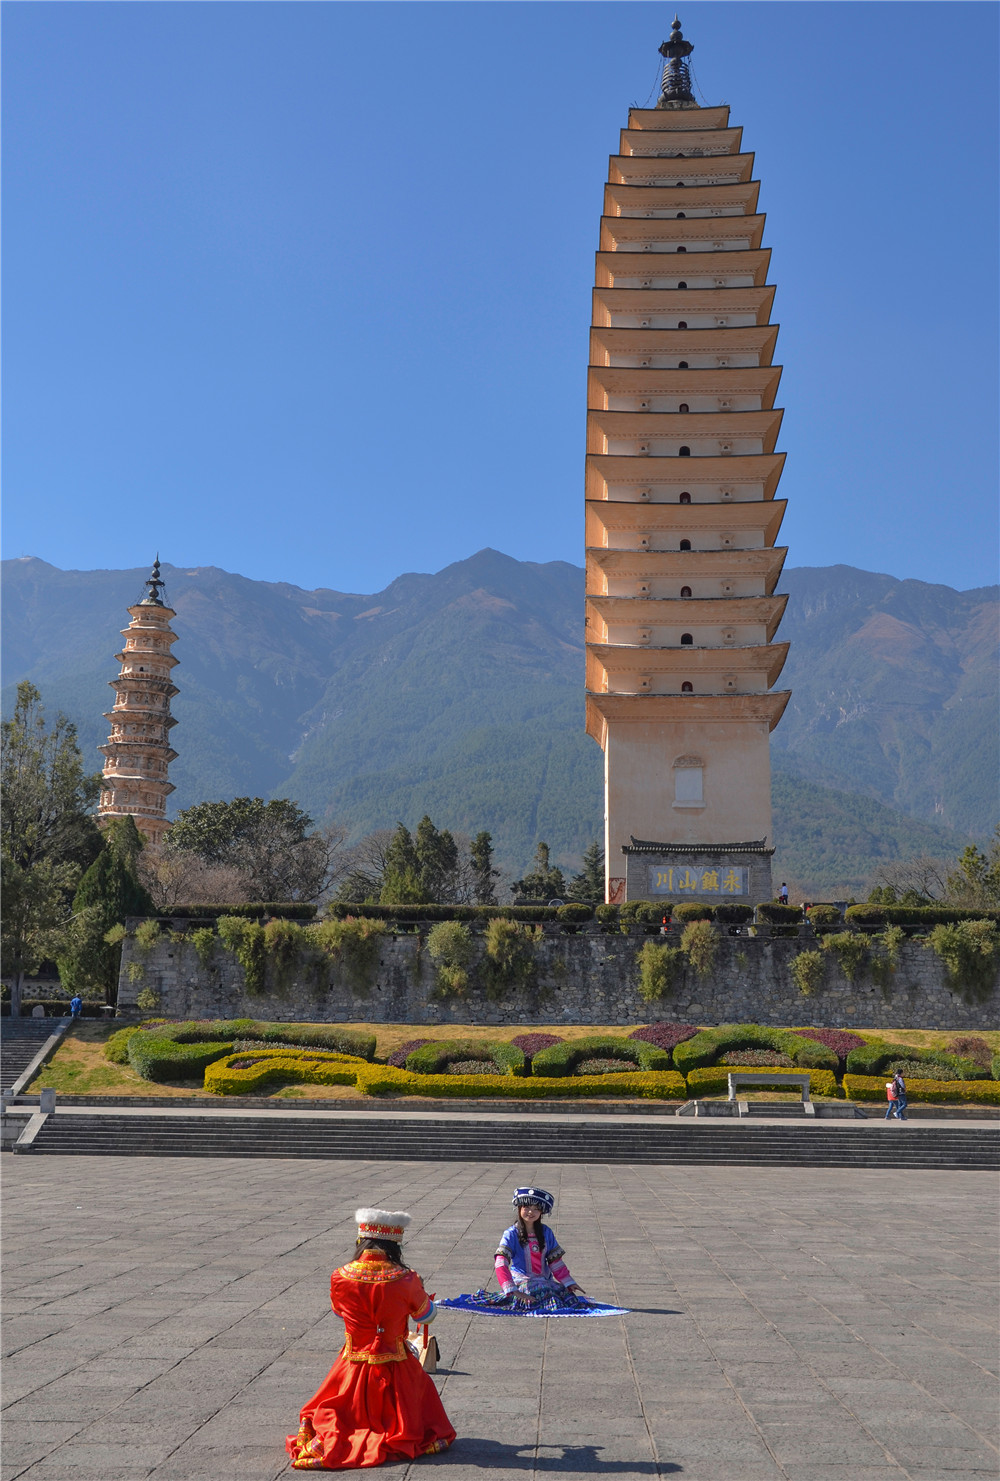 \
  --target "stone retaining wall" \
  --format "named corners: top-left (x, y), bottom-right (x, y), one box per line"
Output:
top-left (117, 923), bottom-right (998, 1029)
